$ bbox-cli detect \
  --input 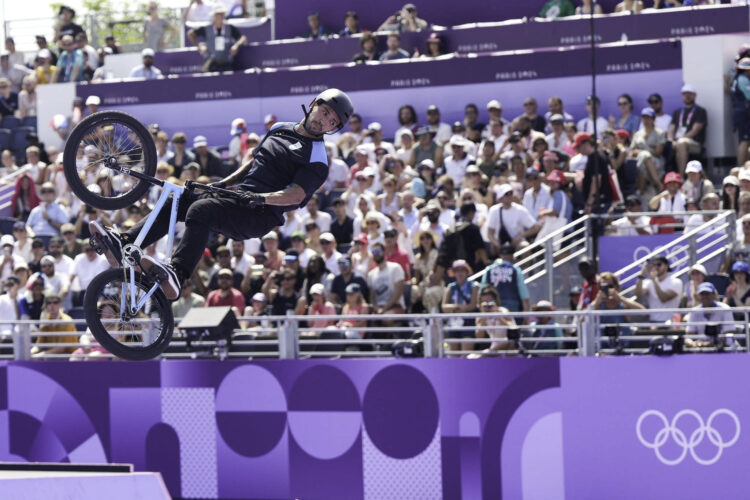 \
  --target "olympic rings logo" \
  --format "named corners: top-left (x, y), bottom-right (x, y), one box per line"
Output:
top-left (636, 409), bottom-right (741, 466)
